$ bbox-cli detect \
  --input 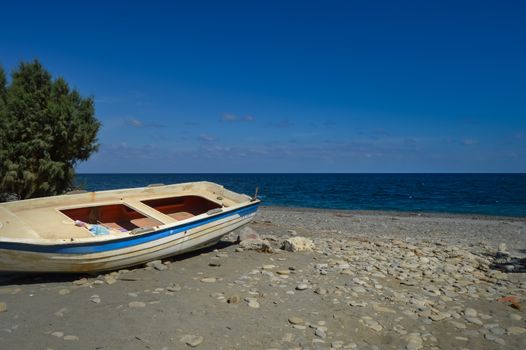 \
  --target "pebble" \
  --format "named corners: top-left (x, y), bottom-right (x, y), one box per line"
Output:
top-left (405, 333), bottom-right (423, 350)
top-left (507, 326), bottom-right (526, 335)
top-left (51, 331), bottom-right (64, 338)
top-left (288, 316), bottom-right (305, 325)
top-left (128, 301), bottom-right (146, 308)
top-left (314, 328), bottom-right (327, 339)
top-left (72, 278), bottom-right (88, 286)
top-left (63, 335), bottom-right (79, 341)
top-left (90, 294), bottom-right (101, 304)
top-left (510, 314), bottom-right (522, 321)
top-left (246, 298), bottom-right (260, 308)
top-left (209, 258), bottom-right (221, 267)
top-left (167, 283), bottom-right (182, 292)
top-left (0, 302), bottom-right (7, 313)
top-left (180, 334), bottom-right (204, 347)
top-left (276, 270), bottom-right (290, 275)
top-left (146, 260), bottom-right (167, 271)
top-left (296, 283), bottom-right (308, 290)
top-left (227, 295), bottom-right (241, 304)
top-left (104, 276), bottom-right (117, 285)
top-left (464, 308), bottom-right (478, 318)
top-left (200, 277), bottom-right (217, 283)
